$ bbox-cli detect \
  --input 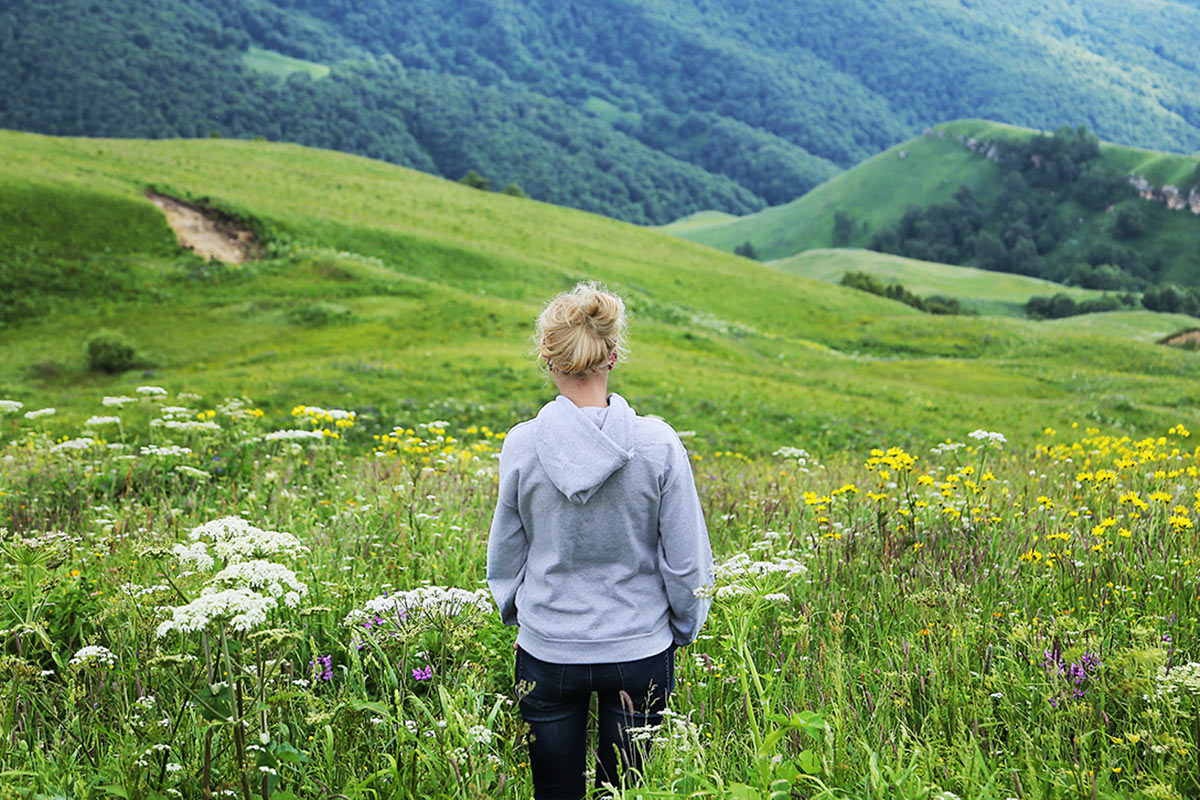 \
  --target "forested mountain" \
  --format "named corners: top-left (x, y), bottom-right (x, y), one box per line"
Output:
top-left (3, 0), bottom-right (1200, 223)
